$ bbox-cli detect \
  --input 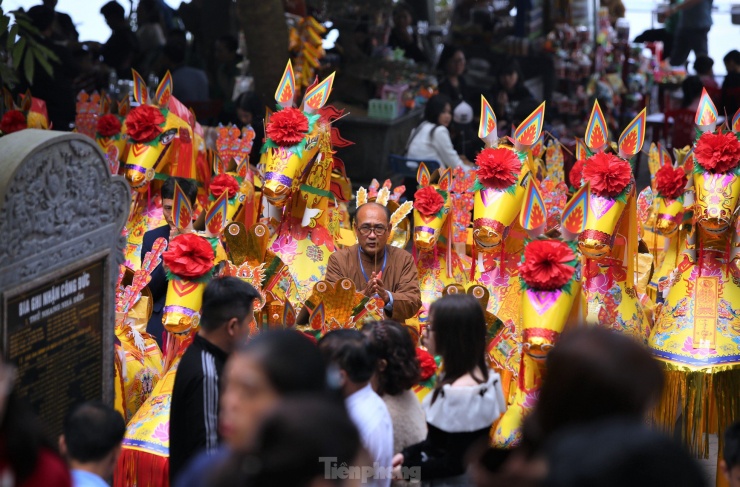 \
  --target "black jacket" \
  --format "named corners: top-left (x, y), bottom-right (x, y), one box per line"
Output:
top-left (141, 225), bottom-right (170, 345)
top-left (169, 334), bottom-right (228, 483)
